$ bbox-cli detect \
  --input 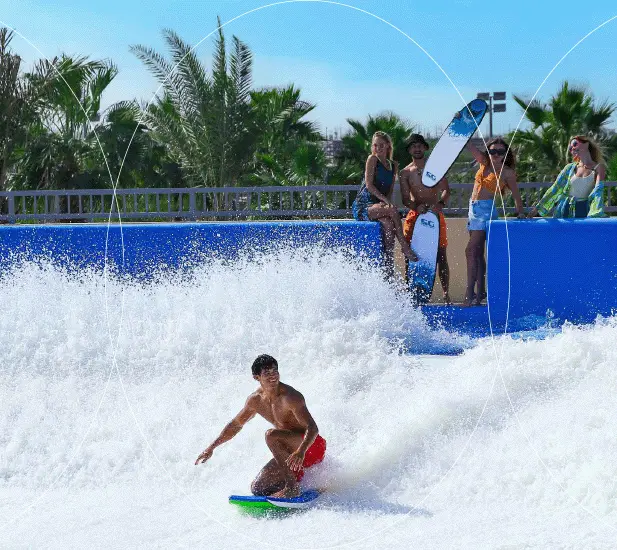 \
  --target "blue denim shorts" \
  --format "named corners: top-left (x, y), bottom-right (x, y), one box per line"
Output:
top-left (467, 199), bottom-right (497, 231)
